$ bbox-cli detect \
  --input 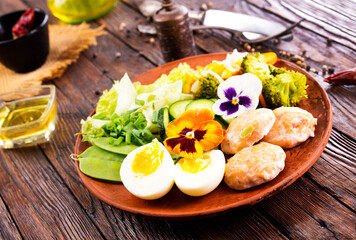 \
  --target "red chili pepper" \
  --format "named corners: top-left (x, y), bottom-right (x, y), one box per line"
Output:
top-left (323, 68), bottom-right (356, 85)
top-left (12, 8), bottom-right (35, 38)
